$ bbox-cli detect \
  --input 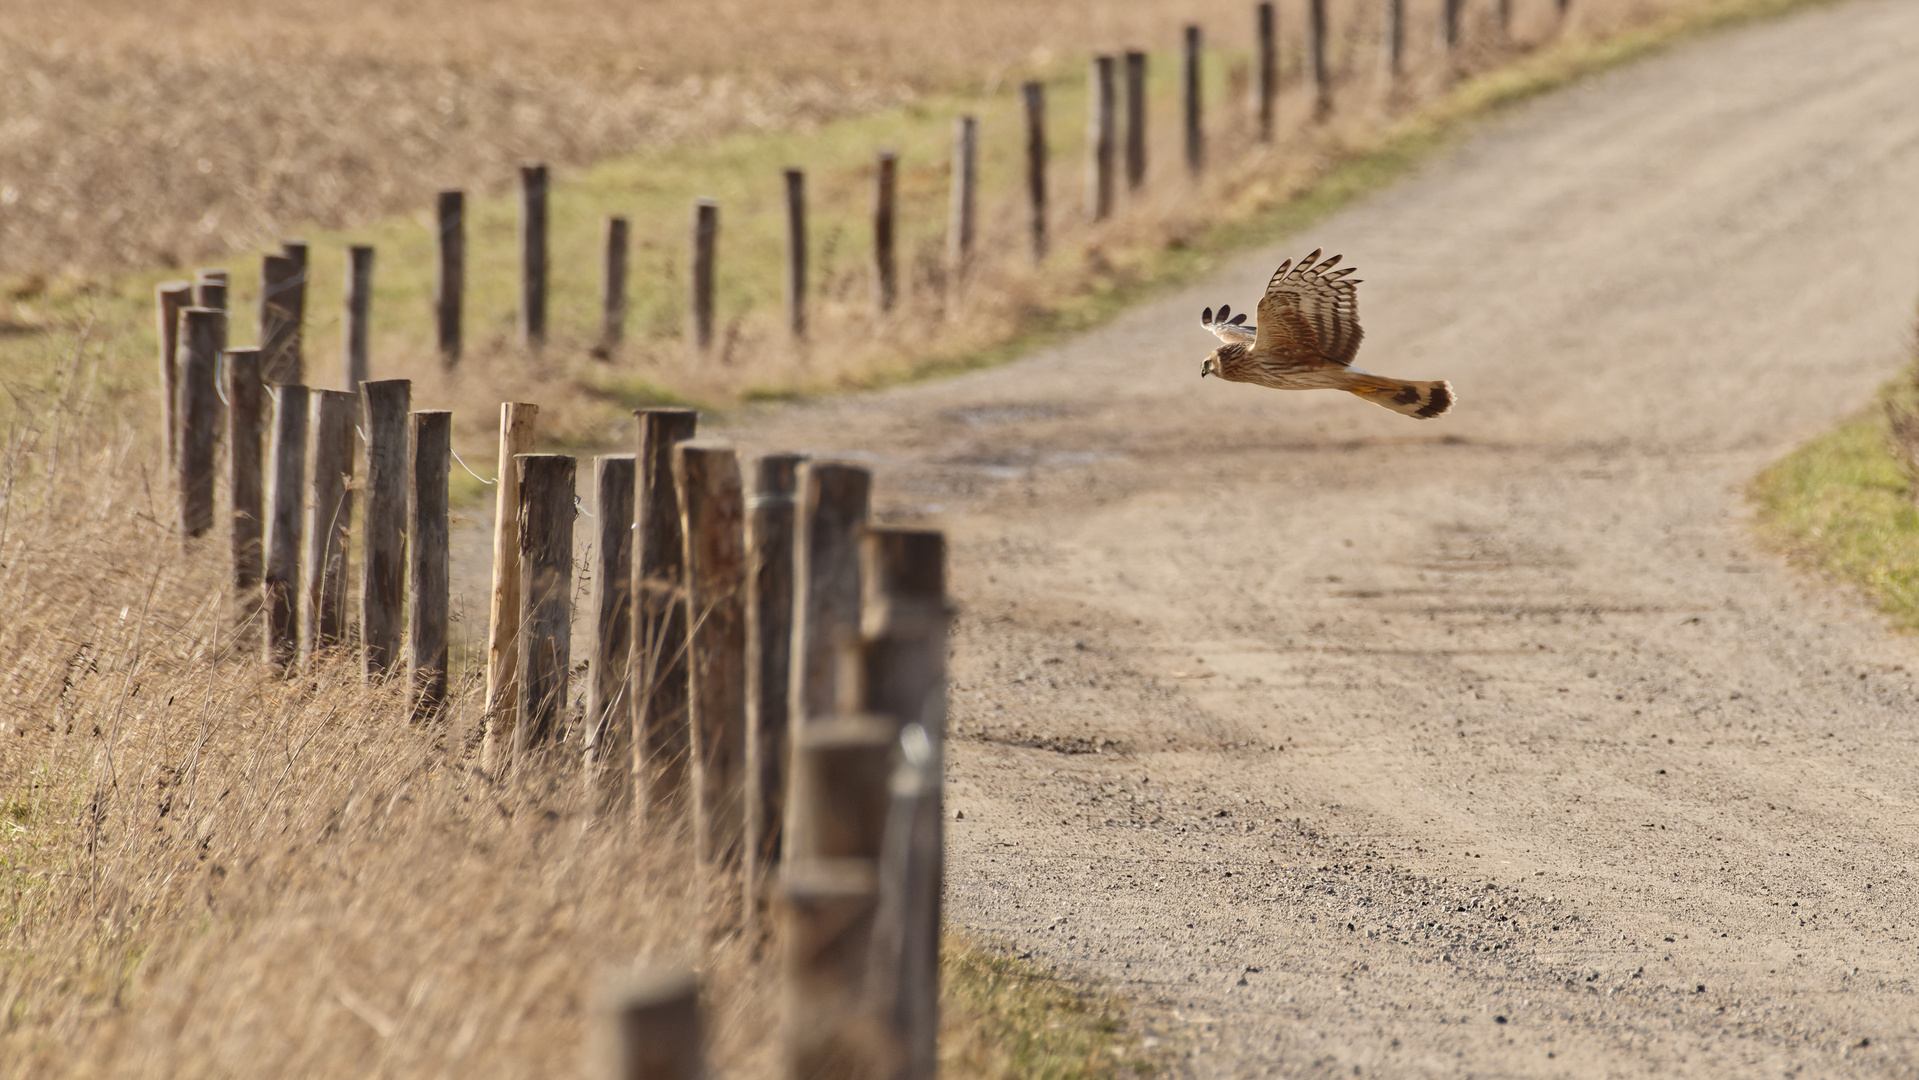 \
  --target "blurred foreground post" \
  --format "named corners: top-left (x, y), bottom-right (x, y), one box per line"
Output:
top-left (408, 410), bottom-right (451, 718)
top-left (301, 389), bottom-right (358, 662)
top-left (1444, 0), bottom-right (1463, 54)
top-left (780, 860), bottom-right (883, 1080)
top-left (1021, 83), bottom-right (1047, 263)
top-left (745, 452), bottom-right (802, 935)
top-left (227, 347), bottom-right (265, 610)
top-left (1123, 51), bottom-right (1147, 191)
top-left (872, 152), bottom-right (897, 314)
top-left (359, 379), bottom-right (411, 677)
top-left (343, 245), bottom-right (375, 388)
top-left (785, 168), bottom-right (807, 338)
top-left (788, 717), bottom-right (893, 862)
top-left (789, 463), bottom-right (871, 733)
top-left (514, 453), bottom-right (576, 756)
top-left (602, 970), bottom-right (705, 1080)
top-left (585, 454), bottom-right (638, 799)
top-left (194, 269), bottom-right (228, 312)
top-left (1387, 0), bottom-right (1406, 81)
top-left (1257, 2), bottom-right (1278, 140)
top-left (520, 163), bottom-right (549, 348)
top-left (263, 384), bottom-right (309, 667)
top-left (155, 281), bottom-right (192, 474)
top-left (435, 190), bottom-right (464, 366)
top-left (1499, 0), bottom-right (1513, 38)
top-left (601, 216), bottom-right (630, 356)
top-left (482, 402), bottom-right (539, 771)
top-left (678, 444), bottom-right (748, 873)
top-left (689, 199), bottom-right (718, 354)
top-left (177, 307), bottom-right (221, 540)
top-left (947, 116), bottom-right (977, 283)
top-left (1183, 25), bottom-right (1205, 175)
top-left (1310, 0), bottom-right (1331, 120)
top-left (1087, 56), bottom-right (1116, 219)
top-left (632, 408), bottom-right (699, 810)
